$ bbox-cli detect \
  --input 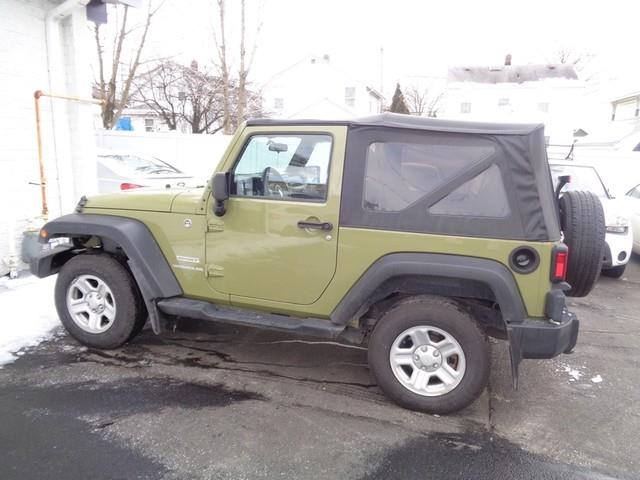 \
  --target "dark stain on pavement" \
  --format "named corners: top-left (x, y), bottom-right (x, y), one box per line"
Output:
top-left (0, 377), bottom-right (265, 480)
top-left (361, 431), bottom-right (622, 480)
